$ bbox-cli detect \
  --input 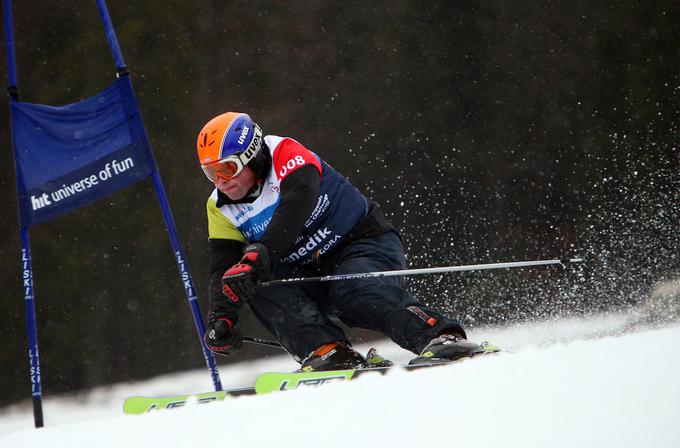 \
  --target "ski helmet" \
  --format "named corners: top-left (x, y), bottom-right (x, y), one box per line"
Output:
top-left (196, 112), bottom-right (264, 181)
